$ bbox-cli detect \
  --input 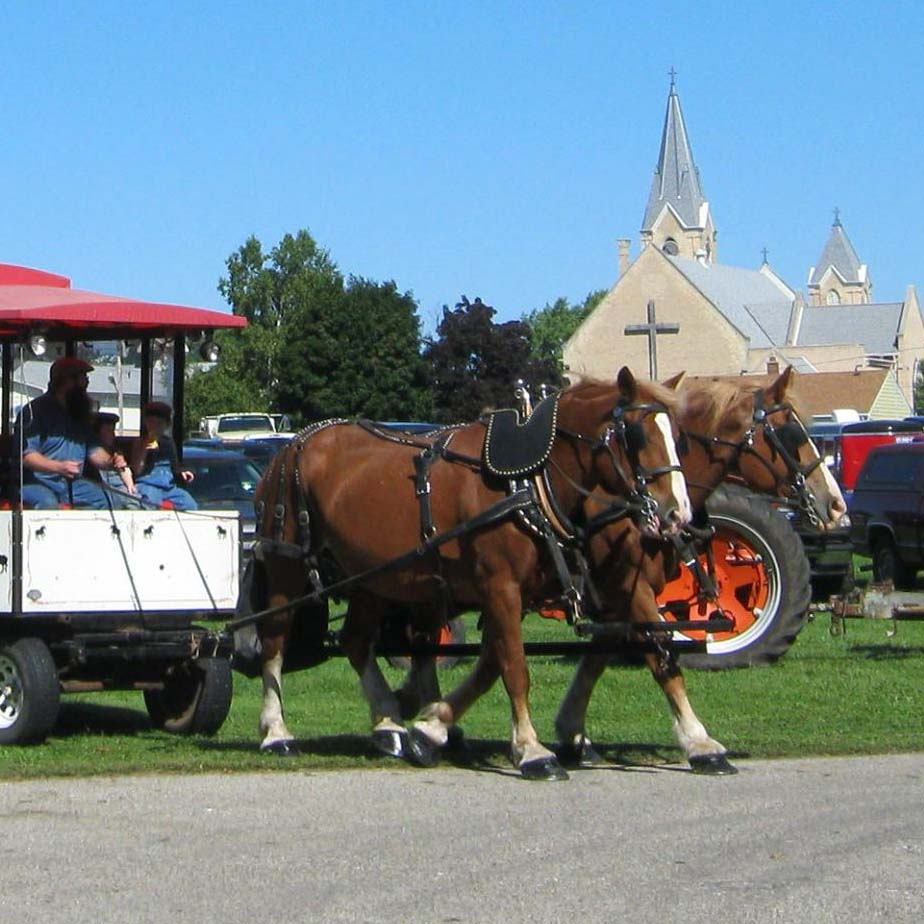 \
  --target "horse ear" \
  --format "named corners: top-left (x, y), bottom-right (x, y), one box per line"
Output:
top-left (662, 371), bottom-right (686, 390)
top-left (616, 366), bottom-right (637, 399)
top-left (768, 365), bottom-right (796, 403)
